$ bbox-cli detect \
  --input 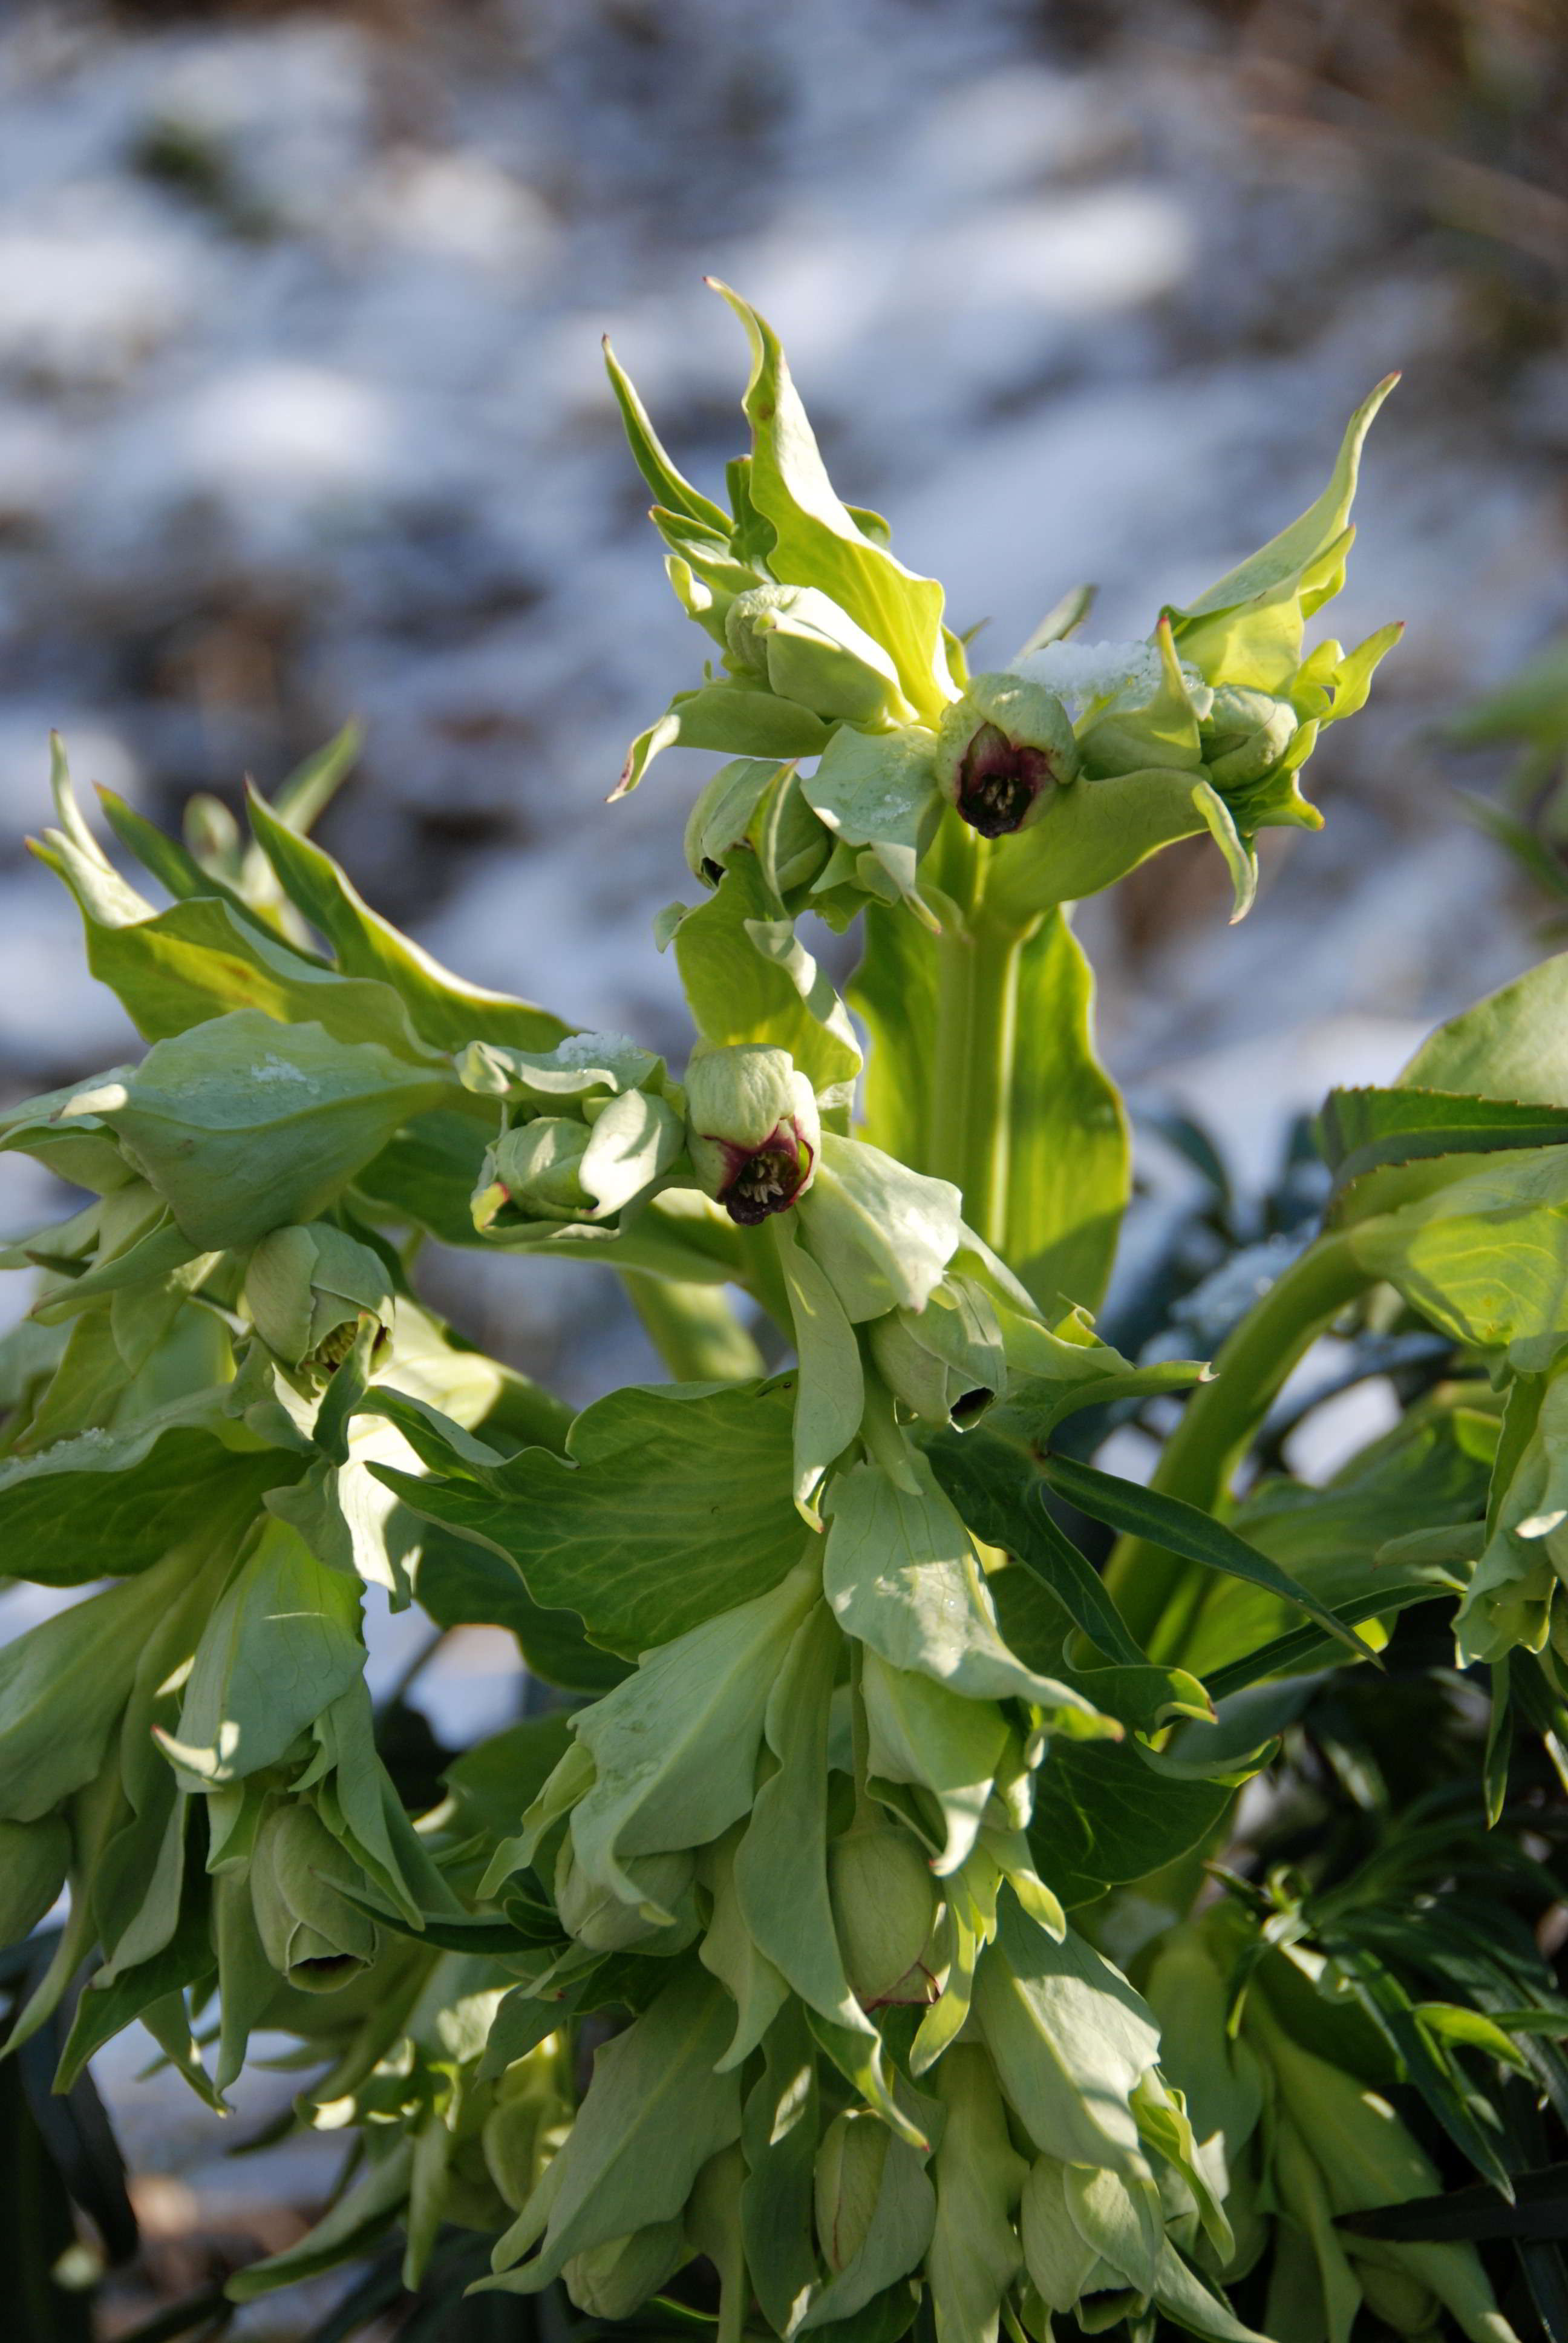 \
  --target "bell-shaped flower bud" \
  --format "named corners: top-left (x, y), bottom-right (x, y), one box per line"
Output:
top-left (564, 2221), bottom-right (690, 2320)
top-left (865, 1311), bottom-right (962, 1426)
top-left (684, 756), bottom-right (832, 896)
top-left (482, 2037), bottom-right (571, 2213)
top-left (0, 1813), bottom-right (70, 1947)
top-left (1249, 1991), bottom-right (1520, 2343)
top-left (933, 673), bottom-right (1079, 837)
top-left (725, 585), bottom-right (907, 727)
top-left (815, 2109), bottom-right (889, 2272)
top-left (490, 1118), bottom-right (595, 1224)
top-left (1357, 2259), bottom-right (1445, 2337)
top-left (828, 1818), bottom-right (940, 2006)
top-left (244, 1221), bottom-right (394, 1374)
top-left (466, 1032), bottom-right (685, 1242)
top-left (684, 1043), bottom-right (820, 1225)
top-left (250, 1802), bottom-right (381, 1992)
top-left (1200, 687), bottom-right (1298, 789)
top-left (555, 1836), bottom-right (696, 1951)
